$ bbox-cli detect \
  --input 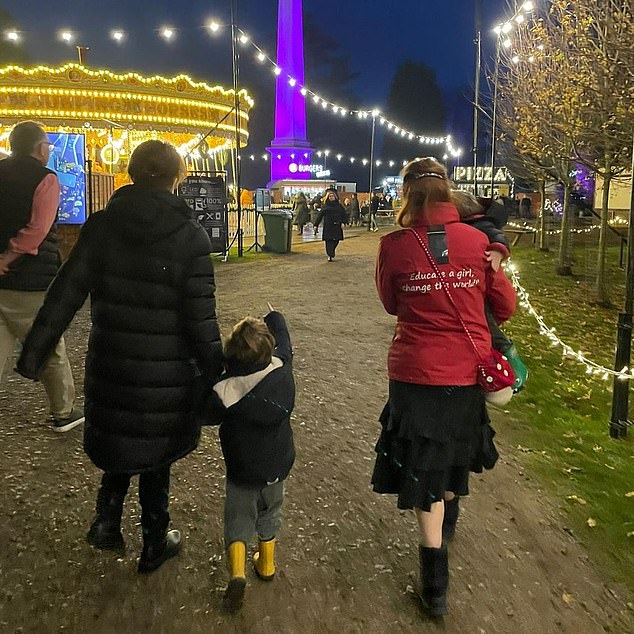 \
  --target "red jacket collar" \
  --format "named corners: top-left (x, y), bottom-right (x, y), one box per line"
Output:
top-left (411, 202), bottom-right (460, 227)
